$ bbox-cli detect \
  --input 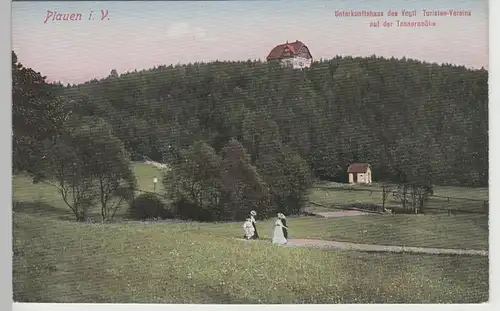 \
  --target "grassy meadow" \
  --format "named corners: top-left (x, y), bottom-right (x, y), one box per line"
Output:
top-left (12, 162), bottom-right (489, 303)
top-left (132, 163), bottom-right (166, 194)
top-left (309, 182), bottom-right (489, 214)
